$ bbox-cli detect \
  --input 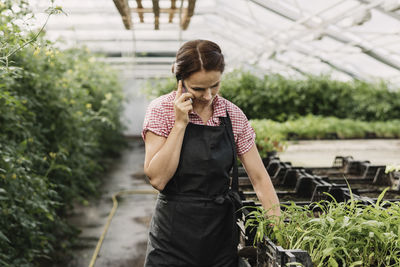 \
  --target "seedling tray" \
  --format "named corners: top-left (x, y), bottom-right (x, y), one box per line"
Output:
top-left (259, 237), bottom-right (312, 267)
top-left (240, 174), bottom-right (334, 203)
top-left (241, 203), bottom-right (313, 267)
